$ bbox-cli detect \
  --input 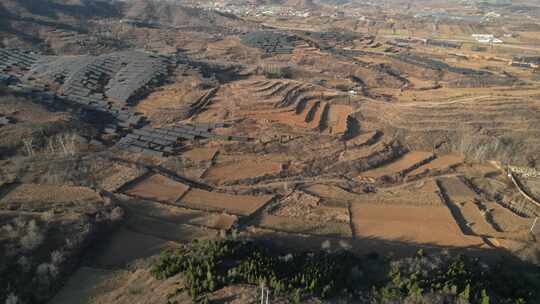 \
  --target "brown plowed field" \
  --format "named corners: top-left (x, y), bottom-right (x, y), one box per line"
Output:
top-left (1, 184), bottom-right (103, 208)
top-left (124, 214), bottom-right (219, 243)
top-left (271, 191), bottom-right (349, 223)
top-left (124, 174), bottom-right (190, 203)
top-left (357, 151), bottom-right (434, 179)
top-left (304, 184), bottom-right (363, 205)
top-left (345, 131), bottom-right (379, 148)
top-left (358, 179), bottom-right (443, 206)
top-left (339, 140), bottom-right (387, 162)
top-left (480, 200), bottom-right (535, 233)
top-left (408, 154), bottom-right (464, 177)
top-left (204, 160), bottom-right (282, 184)
top-left (182, 147), bottom-right (219, 162)
top-left (327, 104), bottom-right (353, 134)
top-left (437, 176), bottom-right (477, 204)
top-left (119, 198), bottom-right (237, 230)
top-left (179, 189), bottom-right (273, 215)
top-left (98, 164), bottom-right (146, 192)
top-left (350, 203), bottom-right (487, 247)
